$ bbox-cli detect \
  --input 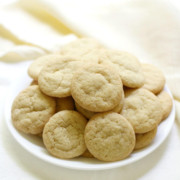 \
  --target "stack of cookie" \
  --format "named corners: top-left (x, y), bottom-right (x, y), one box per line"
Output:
top-left (11, 38), bottom-right (173, 162)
